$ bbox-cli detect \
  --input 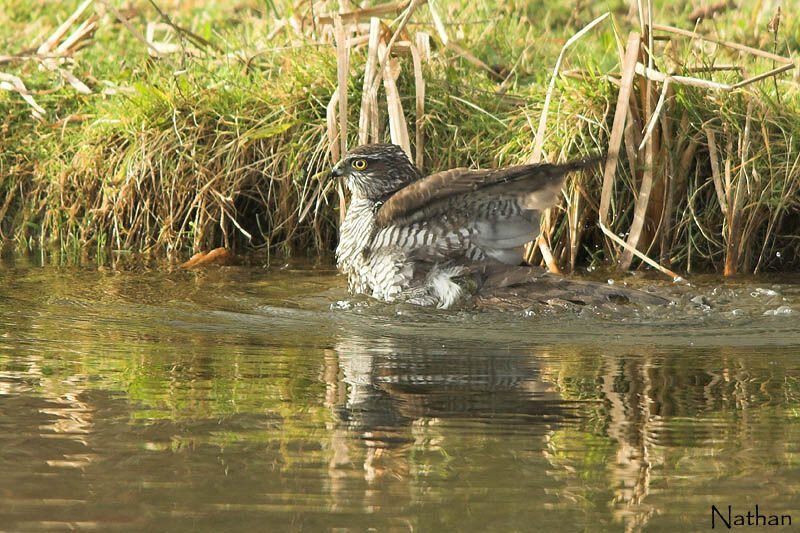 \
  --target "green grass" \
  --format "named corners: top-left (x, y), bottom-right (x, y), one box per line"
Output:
top-left (1, 0), bottom-right (798, 272)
